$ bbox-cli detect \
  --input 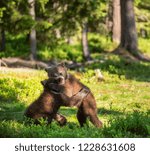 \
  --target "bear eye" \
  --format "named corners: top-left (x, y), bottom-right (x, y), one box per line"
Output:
top-left (52, 73), bottom-right (58, 77)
